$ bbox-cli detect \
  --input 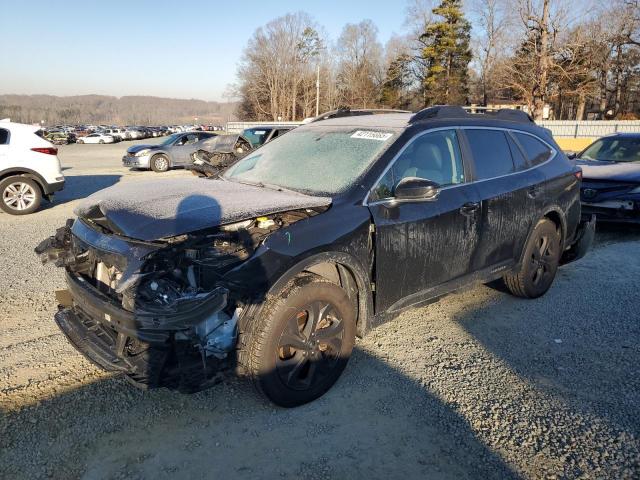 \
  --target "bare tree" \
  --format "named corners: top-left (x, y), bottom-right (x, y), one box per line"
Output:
top-left (470, 0), bottom-right (511, 105)
top-left (335, 20), bottom-right (384, 109)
